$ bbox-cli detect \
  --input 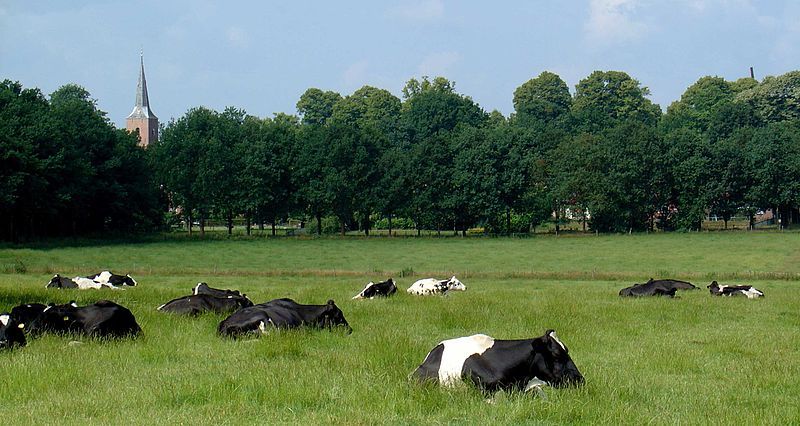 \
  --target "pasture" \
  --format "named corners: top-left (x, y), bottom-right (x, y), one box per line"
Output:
top-left (1, 233), bottom-right (799, 424)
